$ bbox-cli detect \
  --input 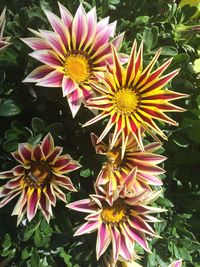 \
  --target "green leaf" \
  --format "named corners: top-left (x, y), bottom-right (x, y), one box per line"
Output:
top-left (2, 139), bottom-right (18, 152)
top-left (22, 247), bottom-right (33, 260)
top-left (143, 26), bottom-right (159, 50)
top-left (60, 248), bottom-right (73, 267)
top-left (31, 117), bottom-right (46, 134)
top-left (80, 168), bottom-right (93, 178)
top-left (34, 228), bottom-right (44, 247)
top-left (160, 46), bottom-right (178, 56)
top-left (157, 197), bottom-right (174, 208)
top-left (2, 234), bottom-right (11, 249)
top-left (0, 99), bottom-right (21, 116)
top-left (23, 226), bottom-right (37, 241)
top-left (135, 16), bottom-right (149, 25)
top-left (30, 250), bottom-right (40, 267)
